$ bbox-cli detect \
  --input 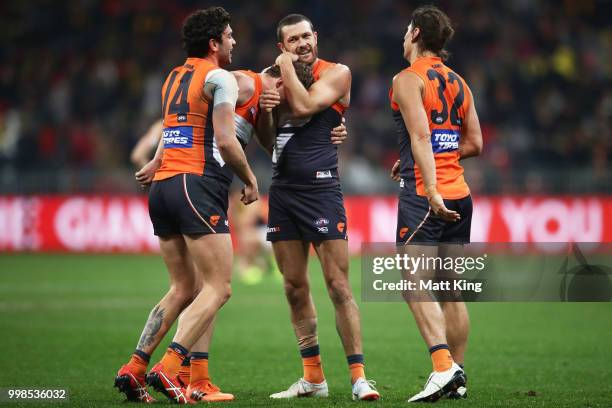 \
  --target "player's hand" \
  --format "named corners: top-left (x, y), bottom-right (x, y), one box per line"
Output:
top-left (428, 193), bottom-right (460, 222)
top-left (331, 117), bottom-right (347, 145)
top-left (275, 51), bottom-right (299, 66)
top-left (135, 159), bottom-right (160, 189)
top-left (390, 159), bottom-right (401, 181)
top-left (241, 181), bottom-right (259, 205)
top-left (259, 89), bottom-right (281, 113)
